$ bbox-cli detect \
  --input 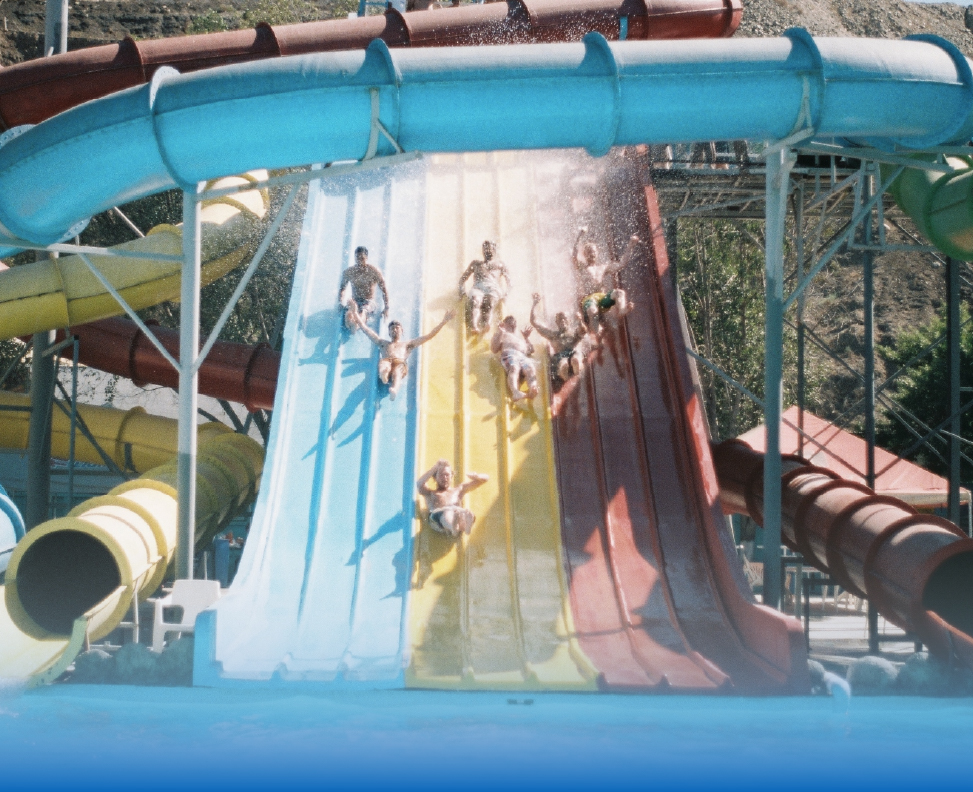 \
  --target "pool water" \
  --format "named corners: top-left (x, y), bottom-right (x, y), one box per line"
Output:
top-left (1, 686), bottom-right (972, 790)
